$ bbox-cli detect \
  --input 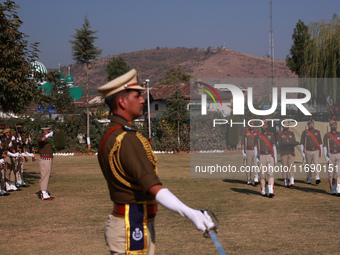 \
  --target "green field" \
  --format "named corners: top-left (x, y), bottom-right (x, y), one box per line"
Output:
top-left (0, 153), bottom-right (339, 254)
